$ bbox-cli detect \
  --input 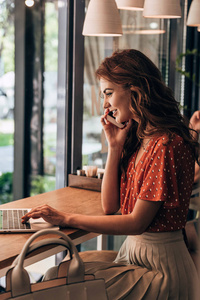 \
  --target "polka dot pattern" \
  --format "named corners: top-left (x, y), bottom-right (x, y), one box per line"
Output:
top-left (120, 134), bottom-right (195, 232)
